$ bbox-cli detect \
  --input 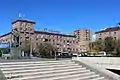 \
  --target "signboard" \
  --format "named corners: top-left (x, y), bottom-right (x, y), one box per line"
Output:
top-left (0, 42), bottom-right (10, 49)
top-left (44, 28), bottom-right (60, 34)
